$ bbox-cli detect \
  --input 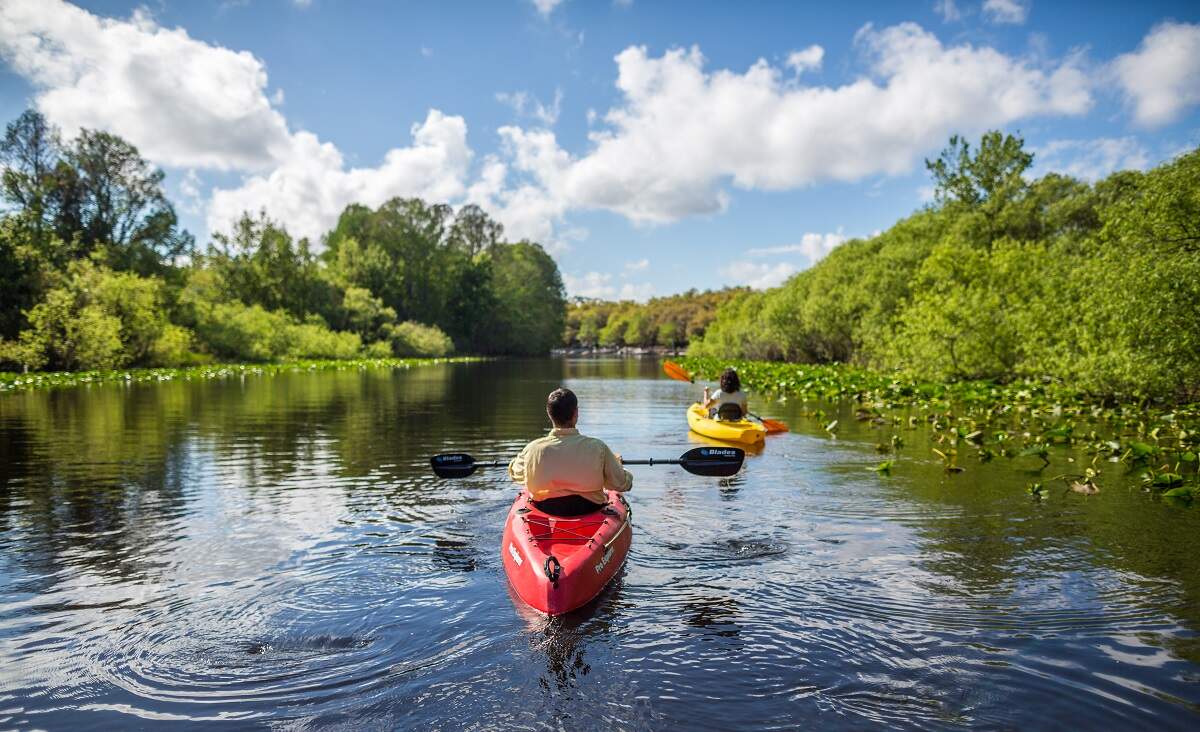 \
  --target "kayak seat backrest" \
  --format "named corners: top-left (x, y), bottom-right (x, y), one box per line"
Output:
top-left (716, 402), bottom-right (744, 421)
